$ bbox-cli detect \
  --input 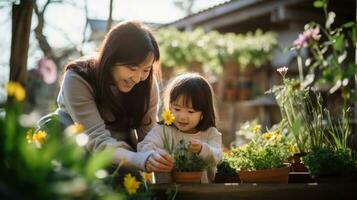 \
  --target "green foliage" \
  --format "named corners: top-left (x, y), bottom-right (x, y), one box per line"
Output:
top-left (156, 28), bottom-right (277, 73)
top-left (0, 85), bottom-right (131, 199)
top-left (291, 0), bottom-right (357, 101)
top-left (227, 128), bottom-right (293, 171)
top-left (173, 139), bottom-right (206, 172)
top-left (303, 146), bottom-right (357, 178)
